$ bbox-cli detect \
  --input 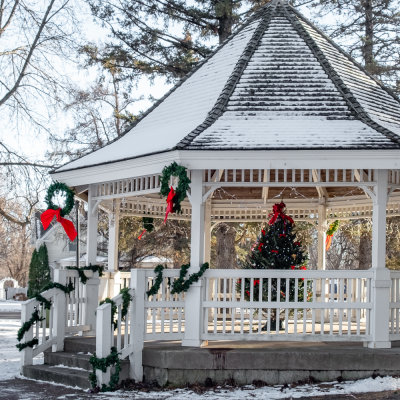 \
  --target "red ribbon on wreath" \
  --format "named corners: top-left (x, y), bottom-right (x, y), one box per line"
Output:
top-left (268, 202), bottom-right (294, 225)
top-left (164, 186), bottom-right (176, 223)
top-left (41, 208), bottom-right (77, 241)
